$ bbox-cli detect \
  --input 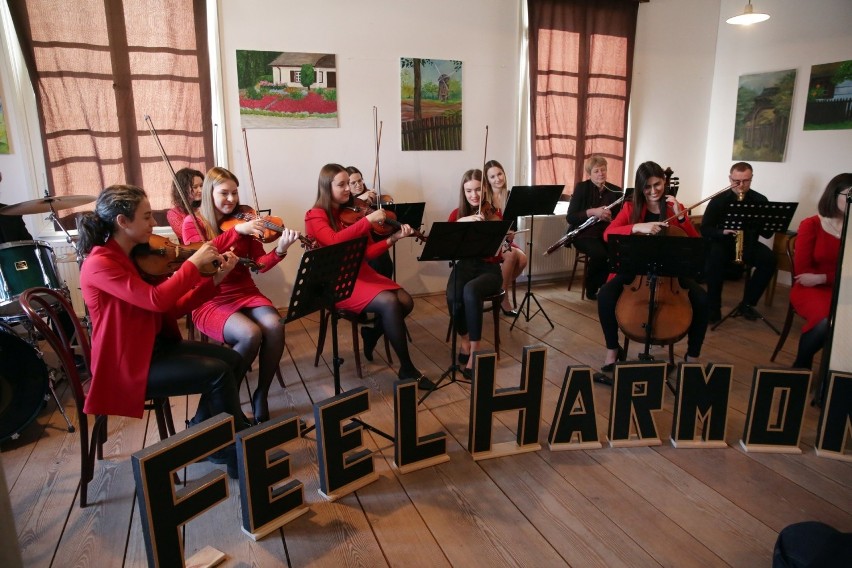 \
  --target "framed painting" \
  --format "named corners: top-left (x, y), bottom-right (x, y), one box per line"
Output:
top-left (803, 60), bottom-right (852, 131)
top-left (0, 82), bottom-right (10, 154)
top-left (732, 69), bottom-right (796, 162)
top-left (400, 58), bottom-right (462, 151)
top-left (236, 50), bottom-right (338, 129)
